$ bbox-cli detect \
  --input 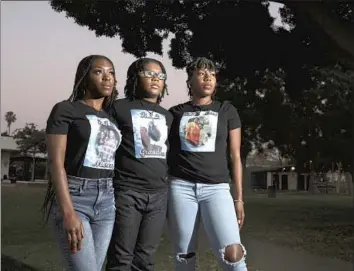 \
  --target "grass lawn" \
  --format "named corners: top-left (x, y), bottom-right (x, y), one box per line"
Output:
top-left (243, 193), bottom-right (354, 262)
top-left (2, 185), bottom-right (353, 270)
top-left (1, 185), bottom-right (255, 271)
